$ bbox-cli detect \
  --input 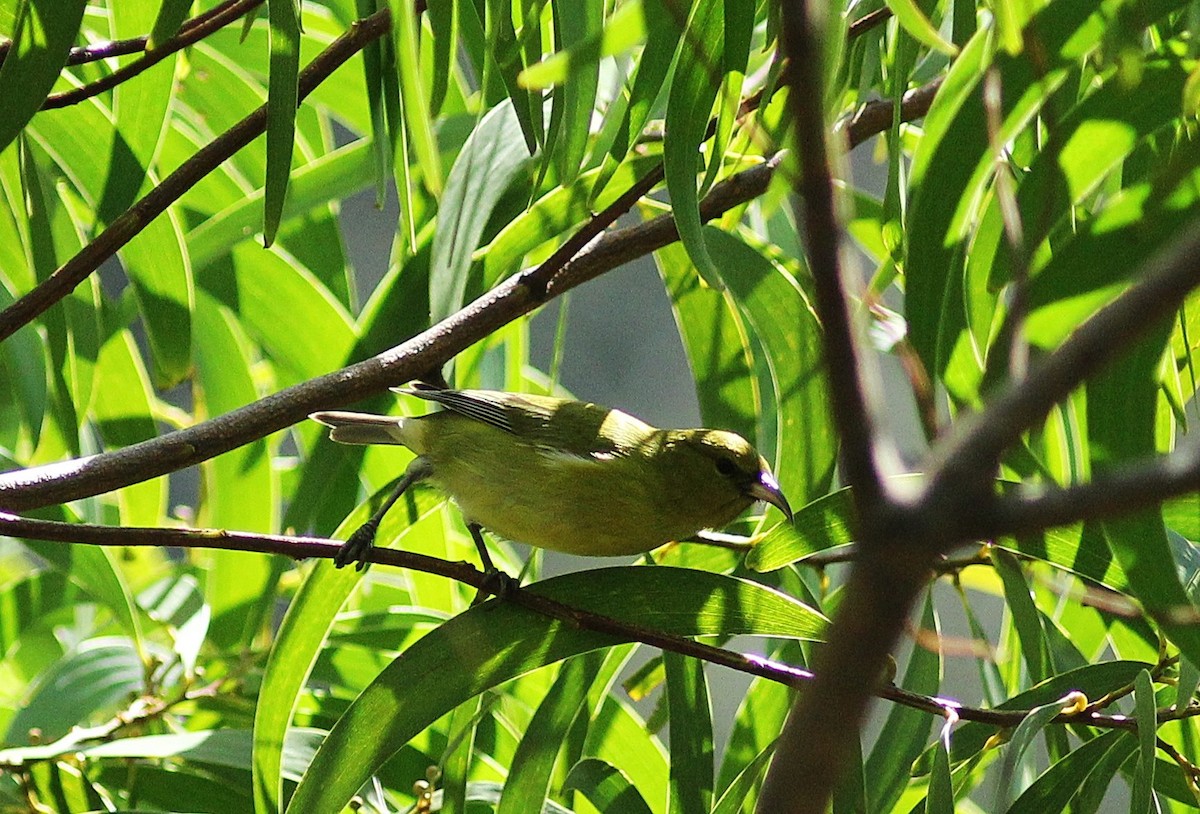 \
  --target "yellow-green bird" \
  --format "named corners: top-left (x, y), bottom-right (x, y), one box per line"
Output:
top-left (311, 384), bottom-right (792, 572)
